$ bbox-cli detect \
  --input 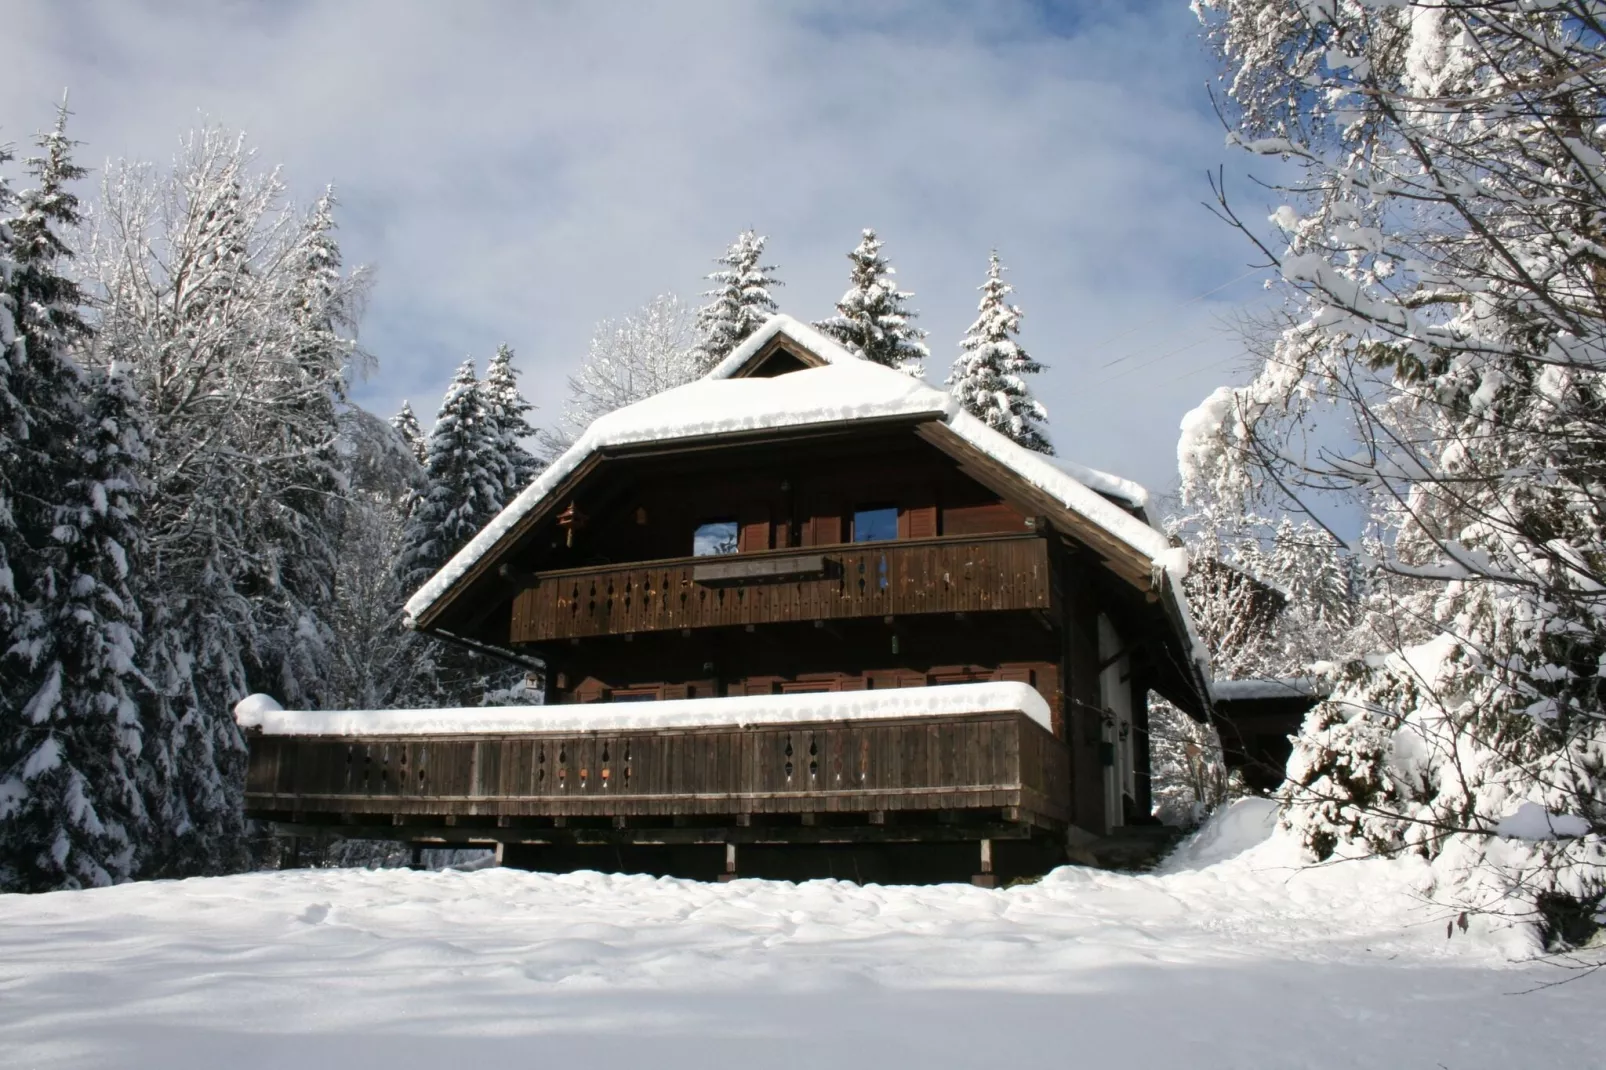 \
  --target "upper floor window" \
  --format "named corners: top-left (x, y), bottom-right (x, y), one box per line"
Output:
top-left (852, 505), bottom-right (898, 543)
top-left (693, 519), bottom-right (739, 557)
